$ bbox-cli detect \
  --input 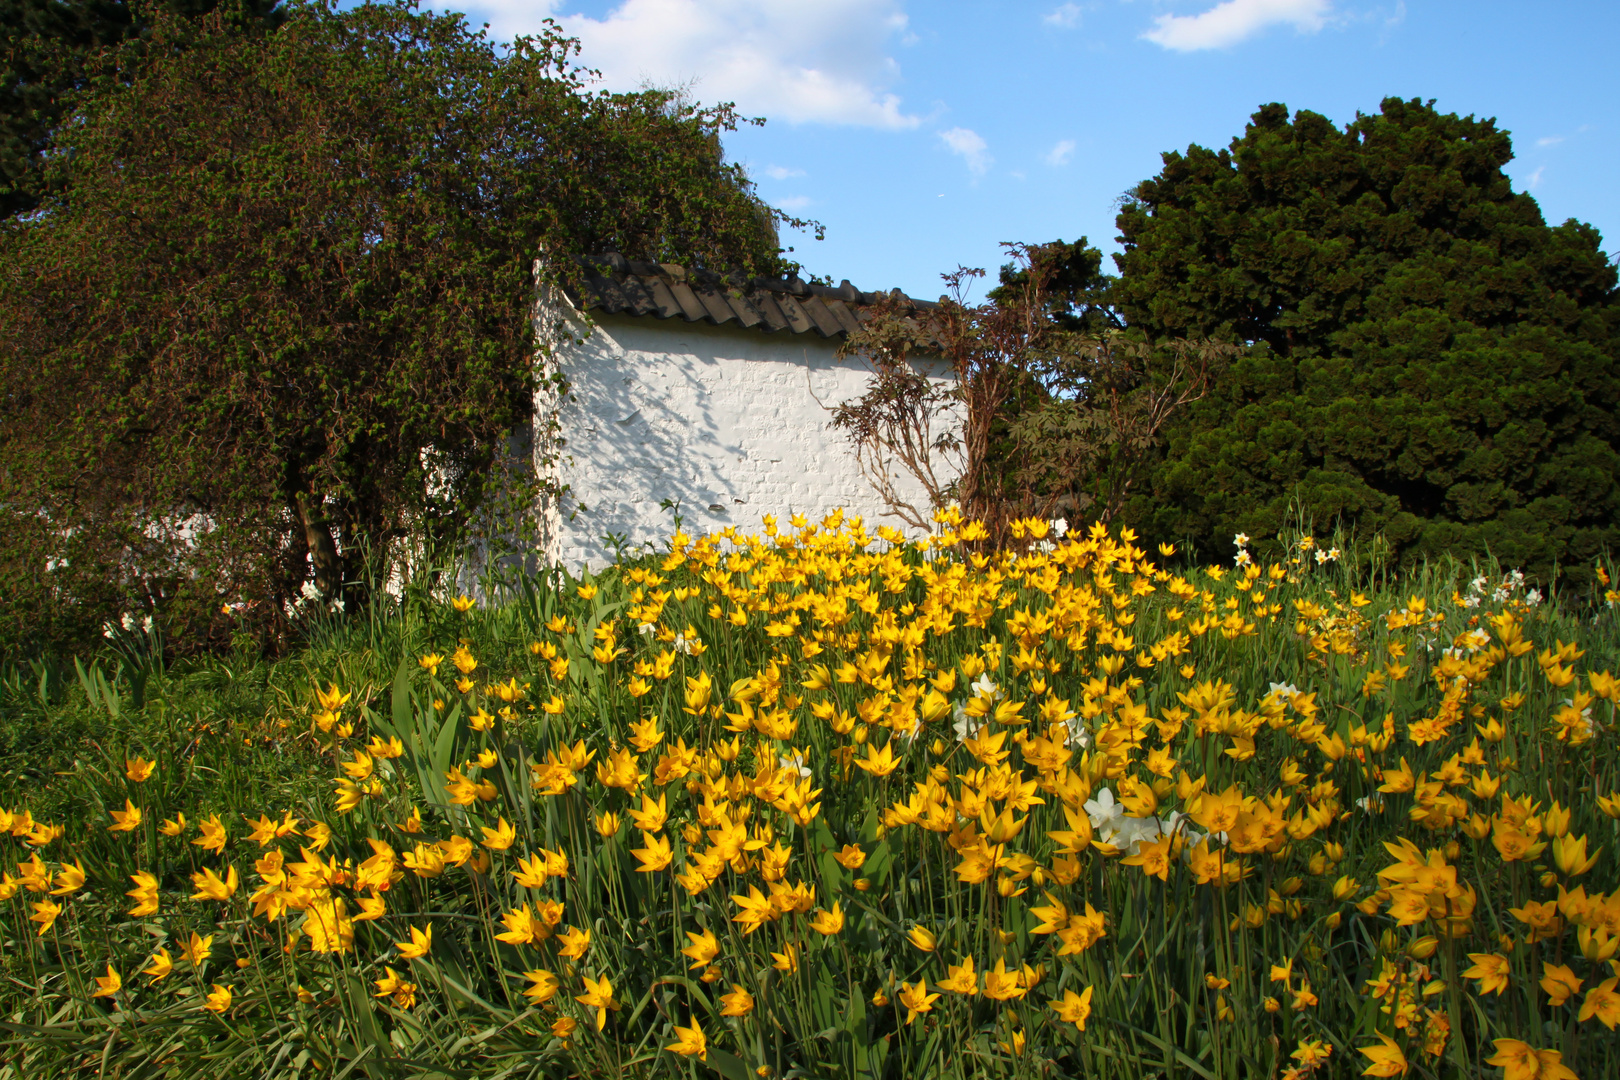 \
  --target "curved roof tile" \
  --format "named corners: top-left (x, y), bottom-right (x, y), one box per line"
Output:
top-left (561, 253), bottom-right (939, 345)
